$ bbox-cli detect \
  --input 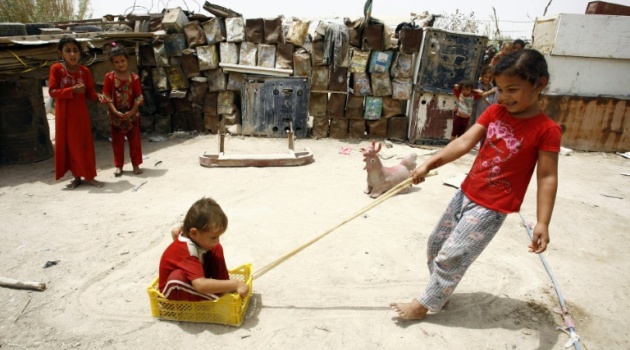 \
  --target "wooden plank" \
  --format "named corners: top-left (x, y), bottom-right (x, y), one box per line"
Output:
top-left (199, 149), bottom-right (314, 167)
top-left (219, 63), bottom-right (292, 76)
